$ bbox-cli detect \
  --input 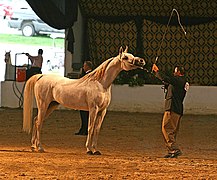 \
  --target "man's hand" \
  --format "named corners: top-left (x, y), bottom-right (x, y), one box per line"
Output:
top-left (152, 64), bottom-right (159, 72)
